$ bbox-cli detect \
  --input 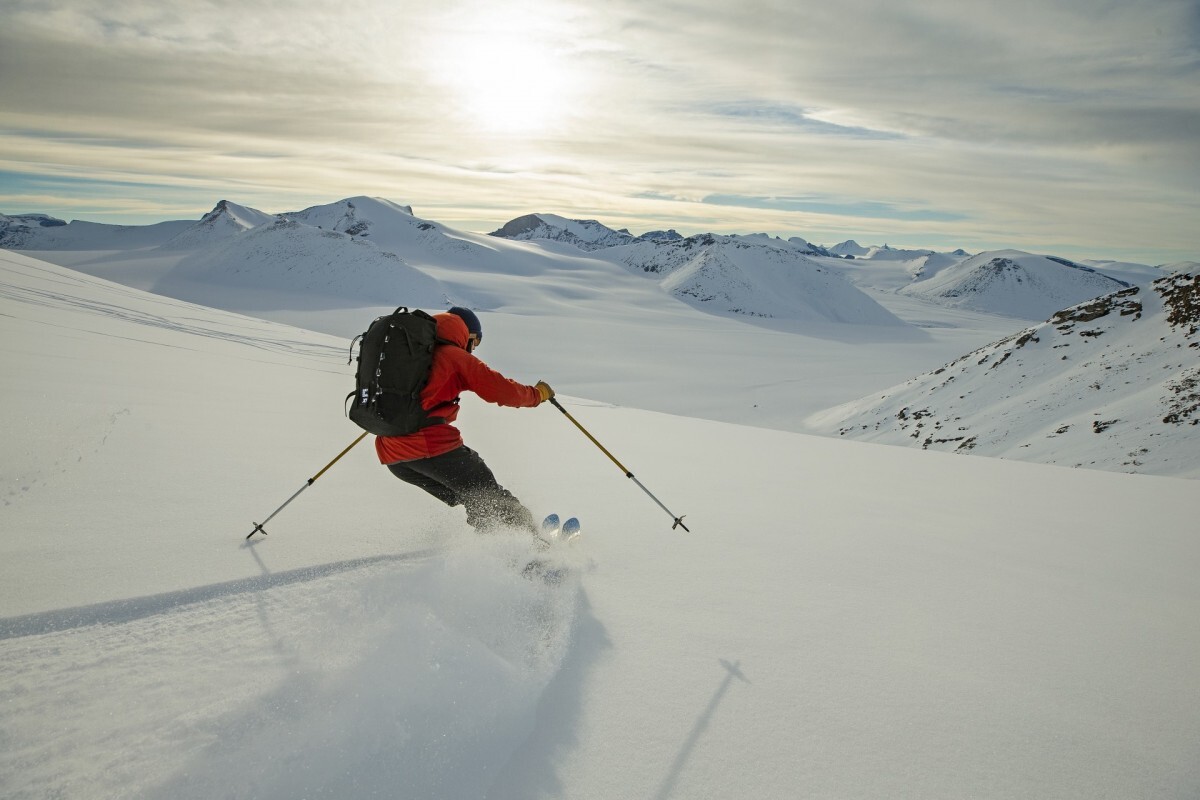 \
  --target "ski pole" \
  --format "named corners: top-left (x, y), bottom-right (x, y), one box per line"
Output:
top-left (548, 397), bottom-right (690, 532)
top-left (245, 431), bottom-right (369, 540)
